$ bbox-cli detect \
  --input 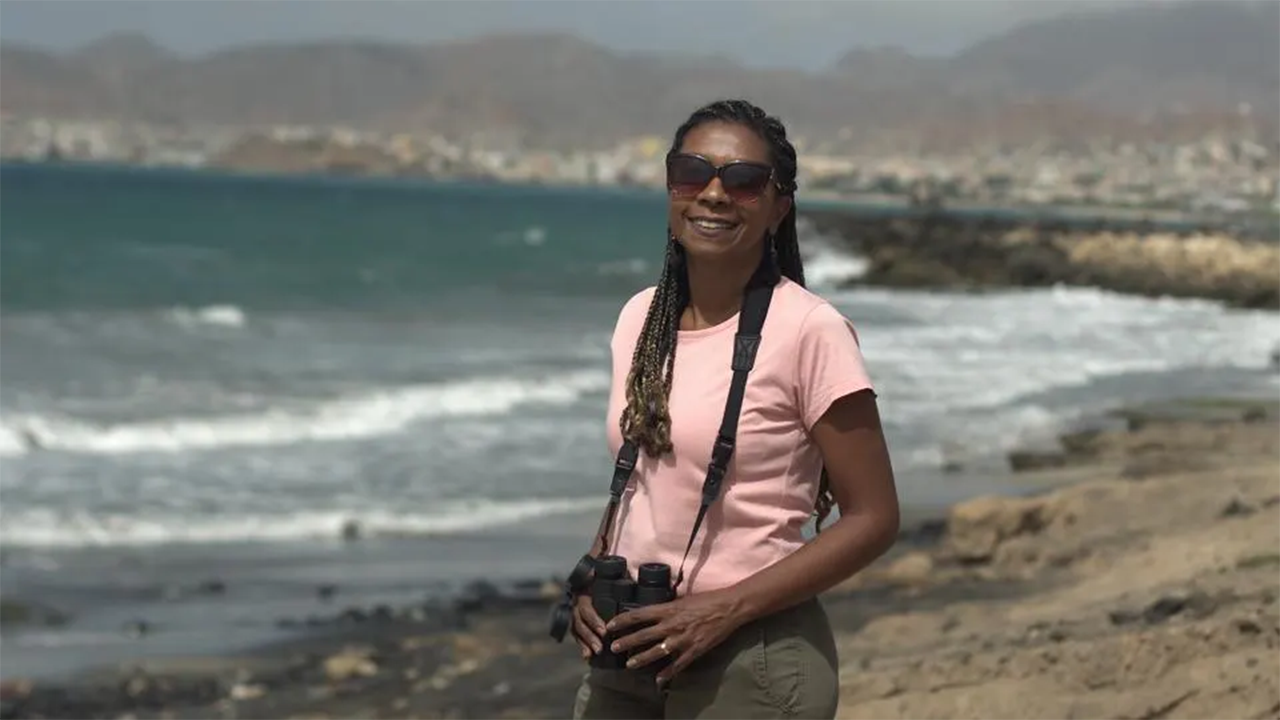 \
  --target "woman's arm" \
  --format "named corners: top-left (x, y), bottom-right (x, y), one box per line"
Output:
top-left (726, 387), bottom-right (900, 624)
